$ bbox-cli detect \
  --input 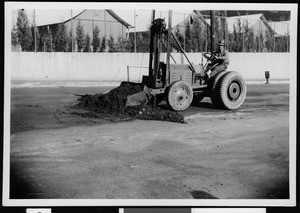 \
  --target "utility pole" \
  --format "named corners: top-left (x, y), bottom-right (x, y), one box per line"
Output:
top-left (134, 10), bottom-right (137, 53)
top-left (224, 10), bottom-right (228, 47)
top-left (166, 10), bottom-right (172, 87)
top-left (287, 22), bottom-right (289, 52)
top-left (183, 14), bottom-right (186, 52)
top-left (33, 9), bottom-right (37, 52)
top-left (151, 10), bottom-right (155, 22)
top-left (210, 10), bottom-right (215, 52)
top-left (104, 10), bottom-right (107, 52)
top-left (273, 22), bottom-right (276, 52)
top-left (71, 9), bottom-right (74, 52)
